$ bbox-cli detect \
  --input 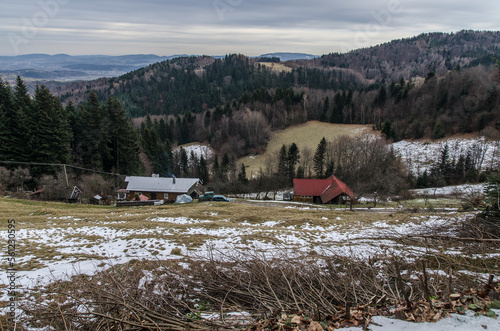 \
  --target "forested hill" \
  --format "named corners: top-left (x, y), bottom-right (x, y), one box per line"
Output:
top-left (316, 30), bottom-right (500, 81)
top-left (52, 54), bottom-right (363, 117)
top-left (48, 30), bottom-right (500, 142)
top-left (1, 31), bottom-right (500, 195)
